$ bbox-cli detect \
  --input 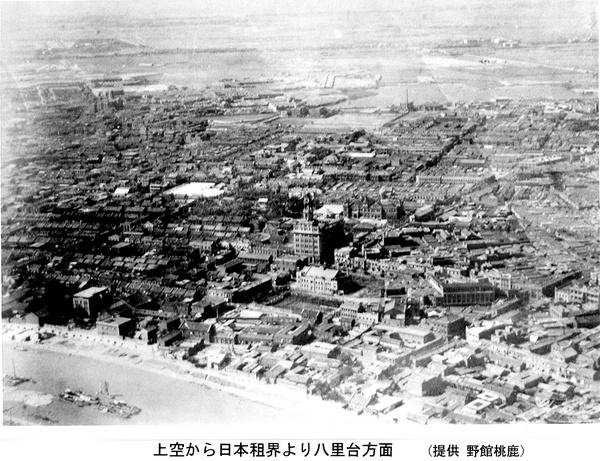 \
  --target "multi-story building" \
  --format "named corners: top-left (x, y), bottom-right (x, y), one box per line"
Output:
top-left (340, 300), bottom-right (366, 321)
top-left (344, 196), bottom-right (383, 220)
top-left (296, 266), bottom-right (349, 295)
top-left (343, 196), bottom-right (401, 221)
top-left (72, 286), bottom-right (110, 318)
top-left (293, 195), bottom-right (344, 264)
top-left (555, 282), bottom-right (600, 305)
top-left (427, 273), bottom-right (495, 306)
top-left (96, 316), bottom-right (135, 337)
top-left (483, 268), bottom-right (515, 291)
top-left (529, 271), bottom-right (582, 299)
